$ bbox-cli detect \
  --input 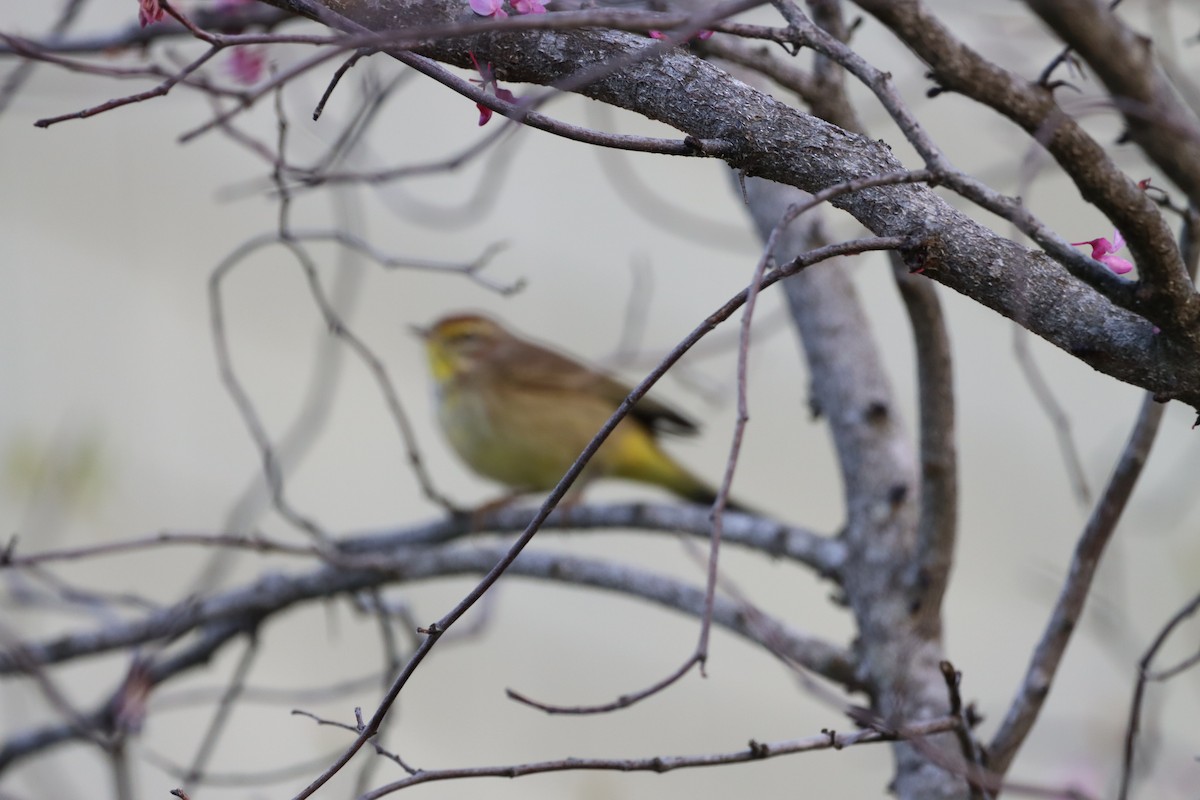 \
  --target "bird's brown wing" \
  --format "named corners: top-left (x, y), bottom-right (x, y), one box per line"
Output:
top-left (494, 337), bottom-right (700, 437)
top-left (591, 372), bottom-right (700, 436)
